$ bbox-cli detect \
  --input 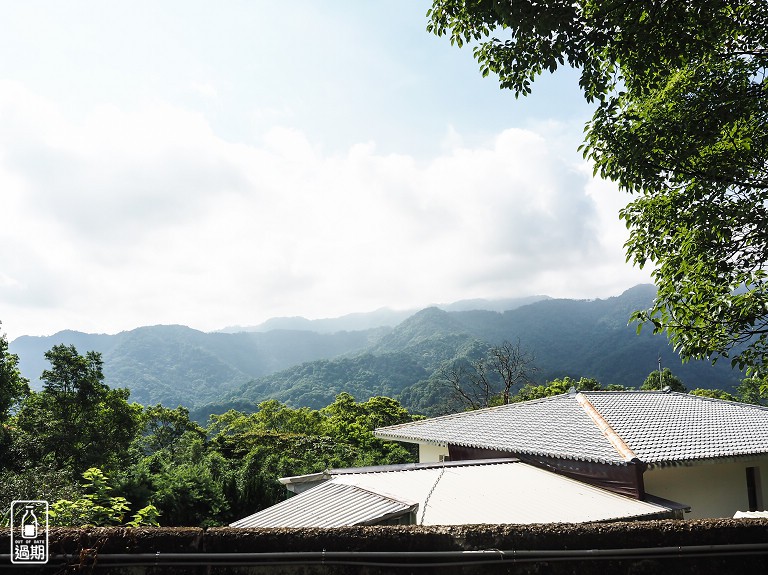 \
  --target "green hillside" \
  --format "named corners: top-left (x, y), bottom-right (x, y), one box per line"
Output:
top-left (223, 285), bottom-right (743, 417)
top-left (10, 285), bottom-right (745, 417)
top-left (10, 324), bottom-right (386, 407)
